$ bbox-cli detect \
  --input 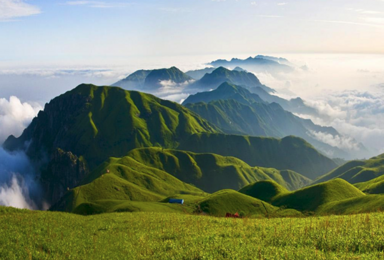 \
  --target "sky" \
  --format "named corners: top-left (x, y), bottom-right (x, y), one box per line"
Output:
top-left (1, 0), bottom-right (384, 69)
